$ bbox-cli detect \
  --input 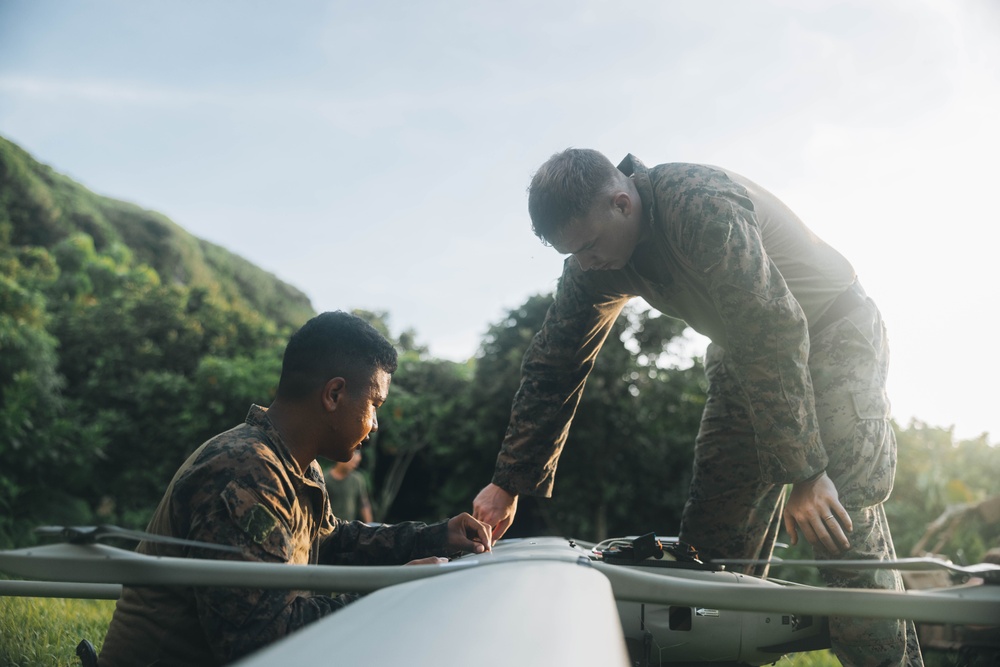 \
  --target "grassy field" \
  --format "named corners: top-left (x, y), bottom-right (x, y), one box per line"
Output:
top-left (0, 595), bottom-right (113, 667)
top-left (0, 592), bottom-right (848, 667)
